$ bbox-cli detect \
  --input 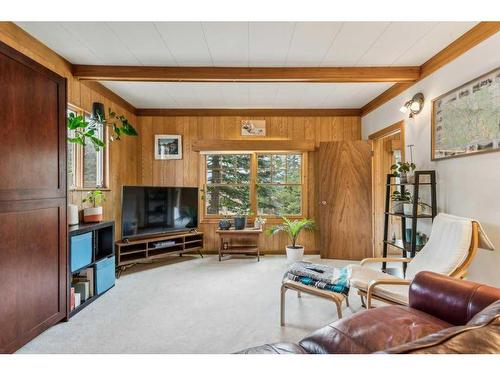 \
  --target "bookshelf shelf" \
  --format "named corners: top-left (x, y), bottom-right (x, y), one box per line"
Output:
top-left (68, 221), bottom-right (115, 318)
